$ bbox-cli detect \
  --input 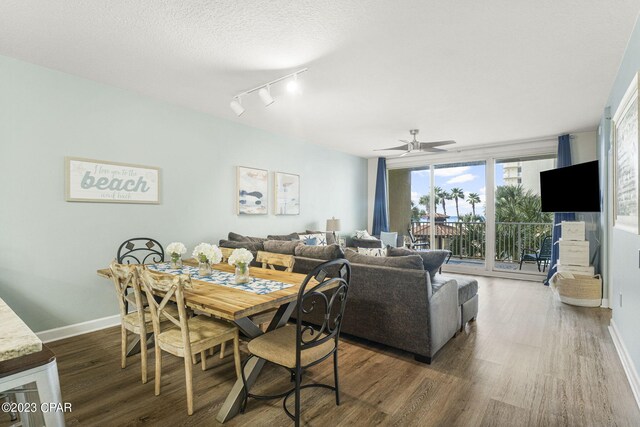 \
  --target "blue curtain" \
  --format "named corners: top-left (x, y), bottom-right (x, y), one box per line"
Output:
top-left (372, 157), bottom-right (389, 235)
top-left (545, 134), bottom-right (575, 285)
